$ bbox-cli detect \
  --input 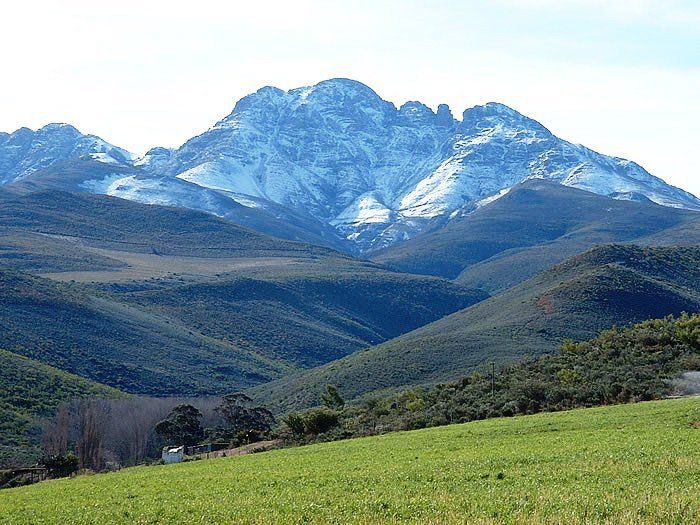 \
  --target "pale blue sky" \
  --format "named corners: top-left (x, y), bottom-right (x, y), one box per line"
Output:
top-left (2, 0), bottom-right (699, 194)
